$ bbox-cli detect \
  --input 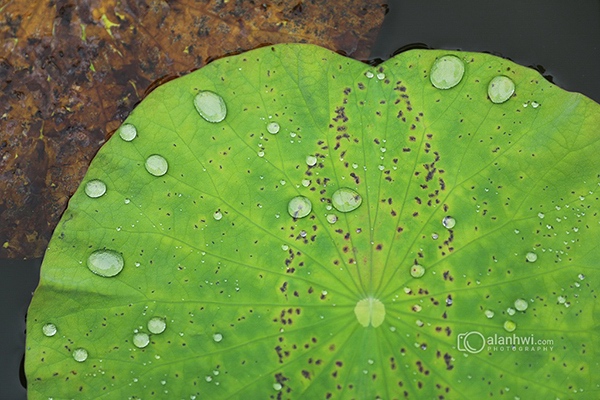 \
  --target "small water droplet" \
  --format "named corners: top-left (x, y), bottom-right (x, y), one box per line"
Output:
top-left (287, 196), bottom-right (312, 219)
top-left (326, 214), bottom-right (338, 224)
top-left (42, 323), bottom-right (57, 337)
top-left (72, 348), bottom-right (88, 362)
top-left (281, 244), bottom-right (289, 251)
top-left (87, 249), bottom-right (124, 277)
top-left (514, 299), bottom-right (528, 311)
top-left (148, 317), bottom-right (166, 334)
top-left (257, 150), bottom-right (265, 157)
top-left (124, 198), bottom-right (131, 204)
top-left (431, 233), bottom-right (439, 240)
top-left (376, 72), bottom-right (385, 80)
top-left (484, 310), bottom-right (494, 319)
top-left (531, 101), bottom-right (540, 108)
top-left (365, 71), bottom-right (374, 78)
top-left (118, 123), bottom-right (137, 141)
top-left (84, 179), bottom-right (107, 198)
top-left (442, 216), bottom-right (456, 229)
top-left (525, 252), bottom-right (537, 263)
top-left (487, 75), bottom-right (515, 104)
top-left (213, 333), bottom-right (223, 342)
top-left (205, 376), bottom-right (213, 382)
top-left (507, 307), bottom-right (516, 316)
top-left (557, 295), bottom-right (566, 304)
top-left (133, 332), bottom-right (150, 348)
top-left (305, 155), bottom-right (317, 166)
top-left (301, 179), bottom-right (311, 187)
top-left (430, 55), bottom-right (465, 89)
top-left (331, 188), bottom-right (362, 212)
top-left (578, 273), bottom-right (585, 280)
top-left (145, 155), bottom-right (168, 177)
top-left (415, 319), bottom-right (424, 327)
top-left (503, 320), bottom-right (516, 332)
top-left (213, 211), bottom-right (223, 221)
top-left (273, 383), bottom-right (282, 391)
top-left (193, 91), bottom-right (227, 123)
top-left (410, 264), bottom-right (425, 278)
top-left (538, 212), bottom-right (545, 219)
top-left (267, 122), bottom-right (280, 134)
